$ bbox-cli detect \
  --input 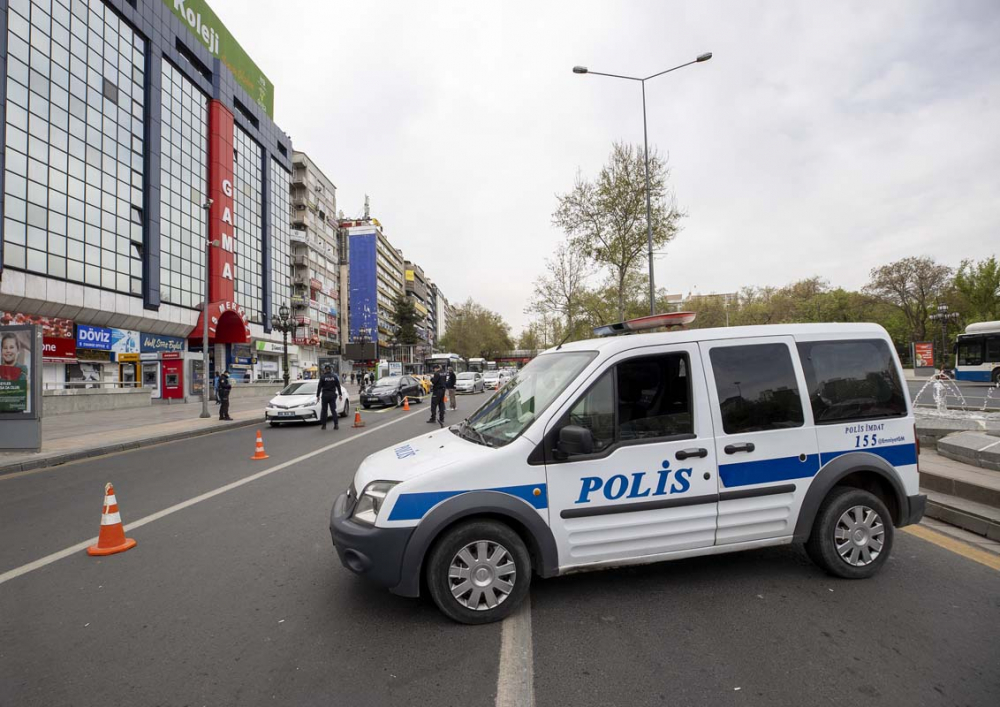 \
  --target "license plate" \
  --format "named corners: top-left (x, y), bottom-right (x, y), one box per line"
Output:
top-left (277, 411), bottom-right (296, 417)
